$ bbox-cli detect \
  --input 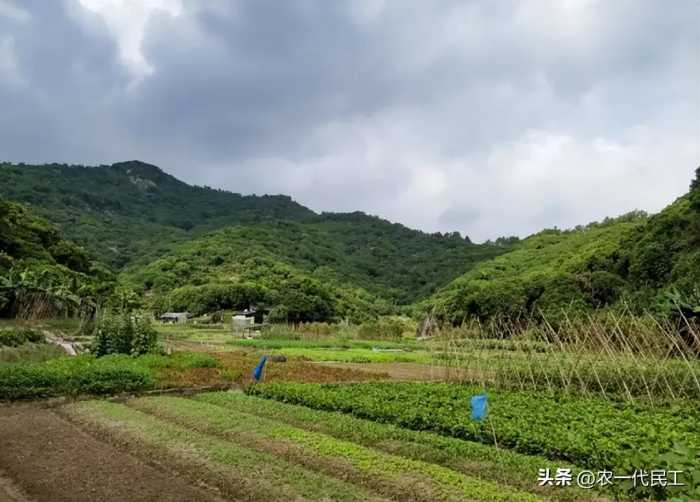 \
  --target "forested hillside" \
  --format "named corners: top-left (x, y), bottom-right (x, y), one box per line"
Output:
top-left (0, 161), bottom-right (508, 304)
top-left (0, 161), bottom-right (315, 268)
top-left (0, 198), bottom-right (114, 318)
top-left (2, 161), bottom-right (697, 324)
top-left (426, 168), bottom-right (700, 322)
top-left (308, 214), bottom-right (507, 303)
top-left (125, 226), bottom-right (393, 323)
top-left (121, 218), bottom-right (506, 321)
